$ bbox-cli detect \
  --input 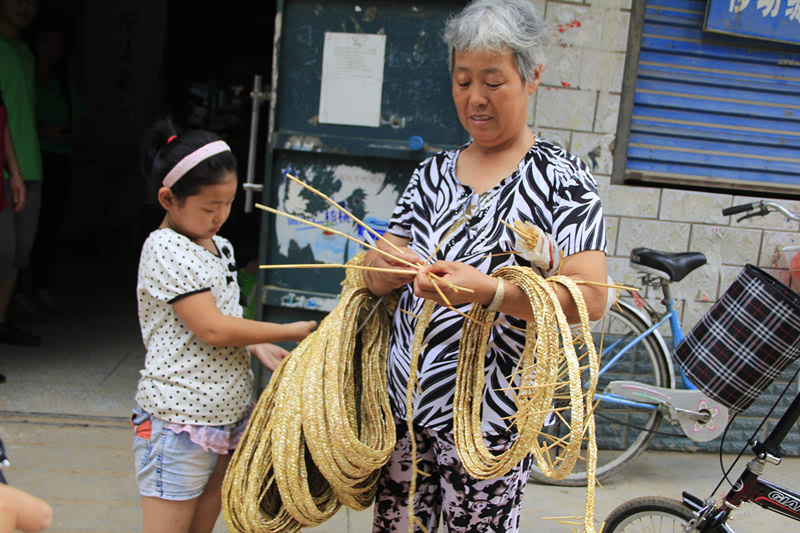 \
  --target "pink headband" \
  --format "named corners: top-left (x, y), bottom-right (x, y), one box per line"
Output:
top-left (162, 140), bottom-right (231, 188)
